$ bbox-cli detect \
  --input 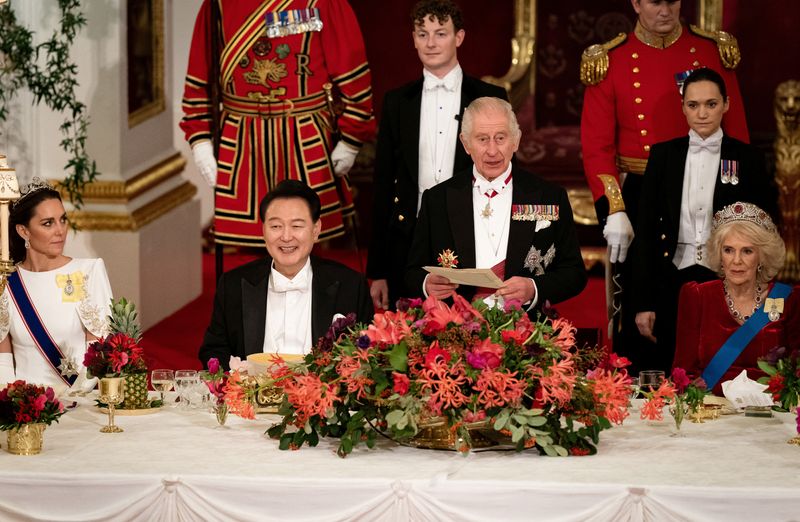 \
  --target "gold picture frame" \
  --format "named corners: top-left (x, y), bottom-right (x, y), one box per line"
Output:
top-left (127, 0), bottom-right (165, 127)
